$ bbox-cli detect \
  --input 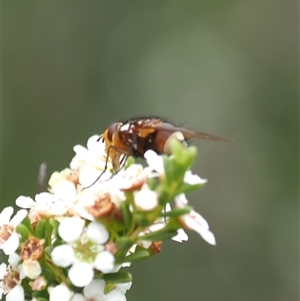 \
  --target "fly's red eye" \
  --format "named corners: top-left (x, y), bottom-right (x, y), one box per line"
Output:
top-left (107, 123), bottom-right (119, 141)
